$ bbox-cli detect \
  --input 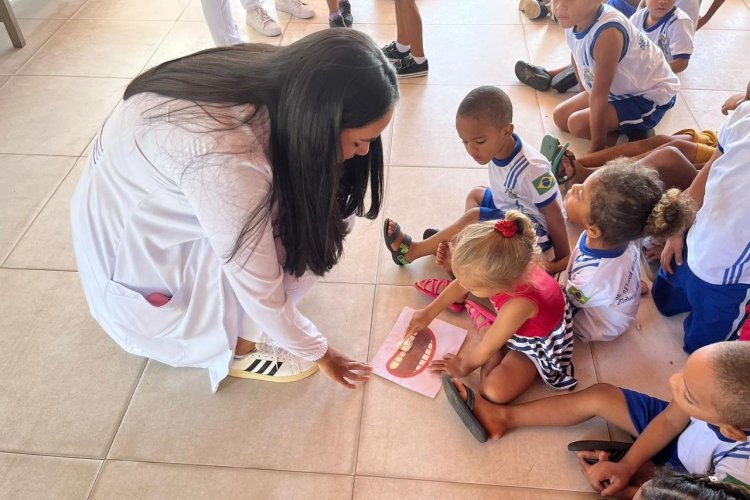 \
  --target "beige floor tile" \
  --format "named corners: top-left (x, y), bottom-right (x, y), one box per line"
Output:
top-left (377, 166), bottom-right (487, 285)
top-left (73, 0), bottom-right (192, 20)
top-left (91, 461), bottom-right (353, 500)
top-left (12, 0), bottom-right (89, 20)
top-left (0, 76), bottom-right (125, 155)
top-left (280, 22), bottom-right (327, 45)
top-left (418, 25), bottom-right (528, 86)
top-left (681, 89), bottom-right (739, 132)
top-left (419, 0), bottom-right (522, 25)
top-left (523, 23), bottom-right (570, 72)
top-left (344, 0), bottom-right (396, 25)
top-left (19, 20), bottom-right (172, 78)
top-left (322, 215), bottom-right (383, 284)
top-left (695, 0), bottom-right (750, 30)
top-left (0, 75), bottom-right (7, 87)
top-left (591, 298), bottom-right (688, 401)
top-left (108, 282), bottom-right (373, 473)
top-left (4, 157), bottom-right (85, 271)
top-left (357, 285), bottom-right (608, 490)
top-left (0, 154), bottom-right (76, 263)
top-left (0, 452), bottom-right (100, 499)
top-left (679, 30), bottom-right (750, 91)
top-left (654, 92), bottom-right (700, 135)
top-left (535, 90), bottom-right (596, 156)
top-left (0, 19), bottom-right (64, 75)
top-left (0, 269), bottom-right (147, 457)
top-left (354, 476), bottom-right (598, 499)
top-left (180, 0), bottom-right (293, 25)
top-left (355, 23), bottom-right (403, 49)
top-left (390, 84), bottom-right (544, 168)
